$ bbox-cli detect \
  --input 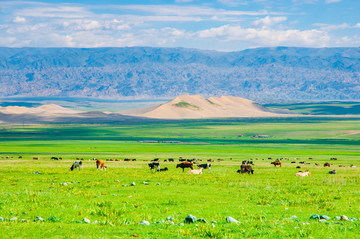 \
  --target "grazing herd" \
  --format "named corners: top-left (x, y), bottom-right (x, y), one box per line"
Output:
top-left (12, 155), bottom-right (356, 176)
